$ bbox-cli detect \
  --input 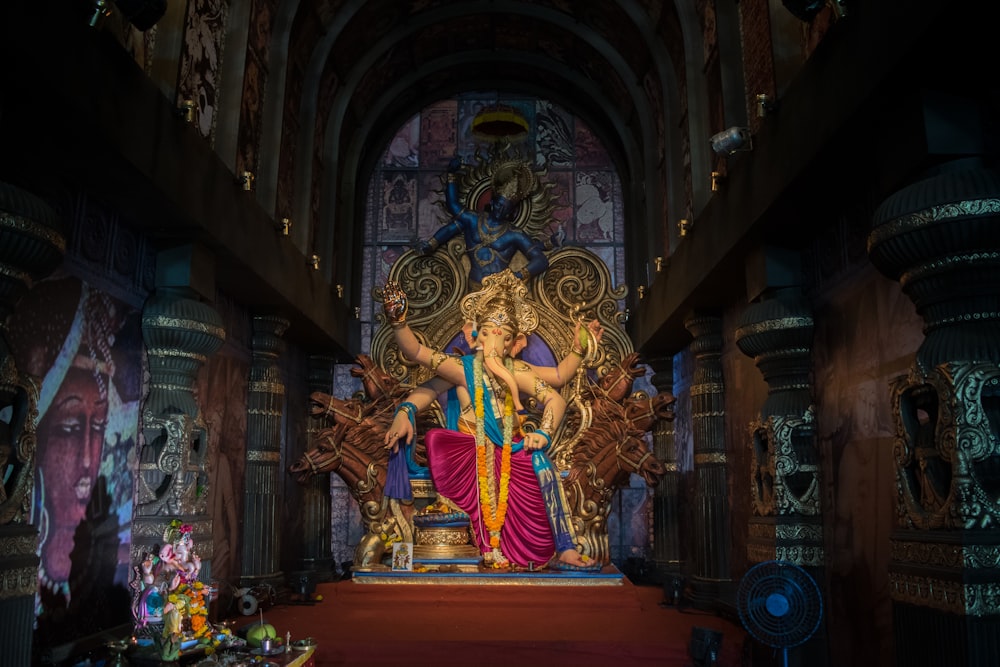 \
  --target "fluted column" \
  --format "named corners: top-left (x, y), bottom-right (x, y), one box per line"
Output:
top-left (648, 356), bottom-right (682, 592)
top-left (735, 286), bottom-right (822, 568)
top-left (0, 181), bottom-right (65, 667)
top-left (135, 287), bottom-right (225, 590)
top-left (868, 160), bottom-right (1000, 667)
top-left (684, 313), bottom-right (732, 608)
top-left (298, 354), bottom-right (336, 581)
top-left (241, 315), bottom-right (290, 586)
top-left (736, 285), bottom-right (828, 667)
